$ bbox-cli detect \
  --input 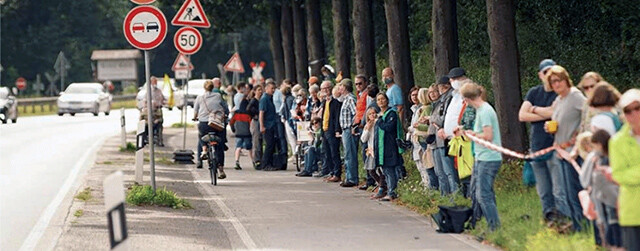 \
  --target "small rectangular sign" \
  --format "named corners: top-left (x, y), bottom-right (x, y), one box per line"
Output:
top-left (97, 60), bottom-right (137, 81)
top-left (174, 69), bottom-right (191, 80)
